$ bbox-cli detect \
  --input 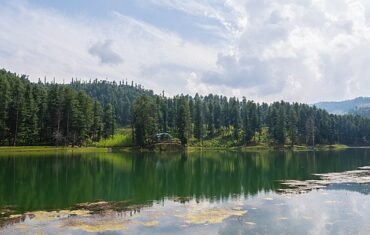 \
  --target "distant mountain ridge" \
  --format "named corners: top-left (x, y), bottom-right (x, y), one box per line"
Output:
top-left (315, 97), bottom-right (370, 117)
